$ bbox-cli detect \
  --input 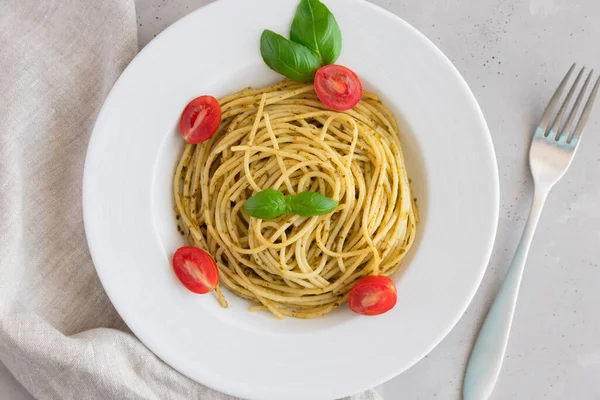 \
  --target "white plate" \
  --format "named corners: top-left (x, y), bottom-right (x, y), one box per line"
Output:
top-left (83, 1), bottom-right (499, 399)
